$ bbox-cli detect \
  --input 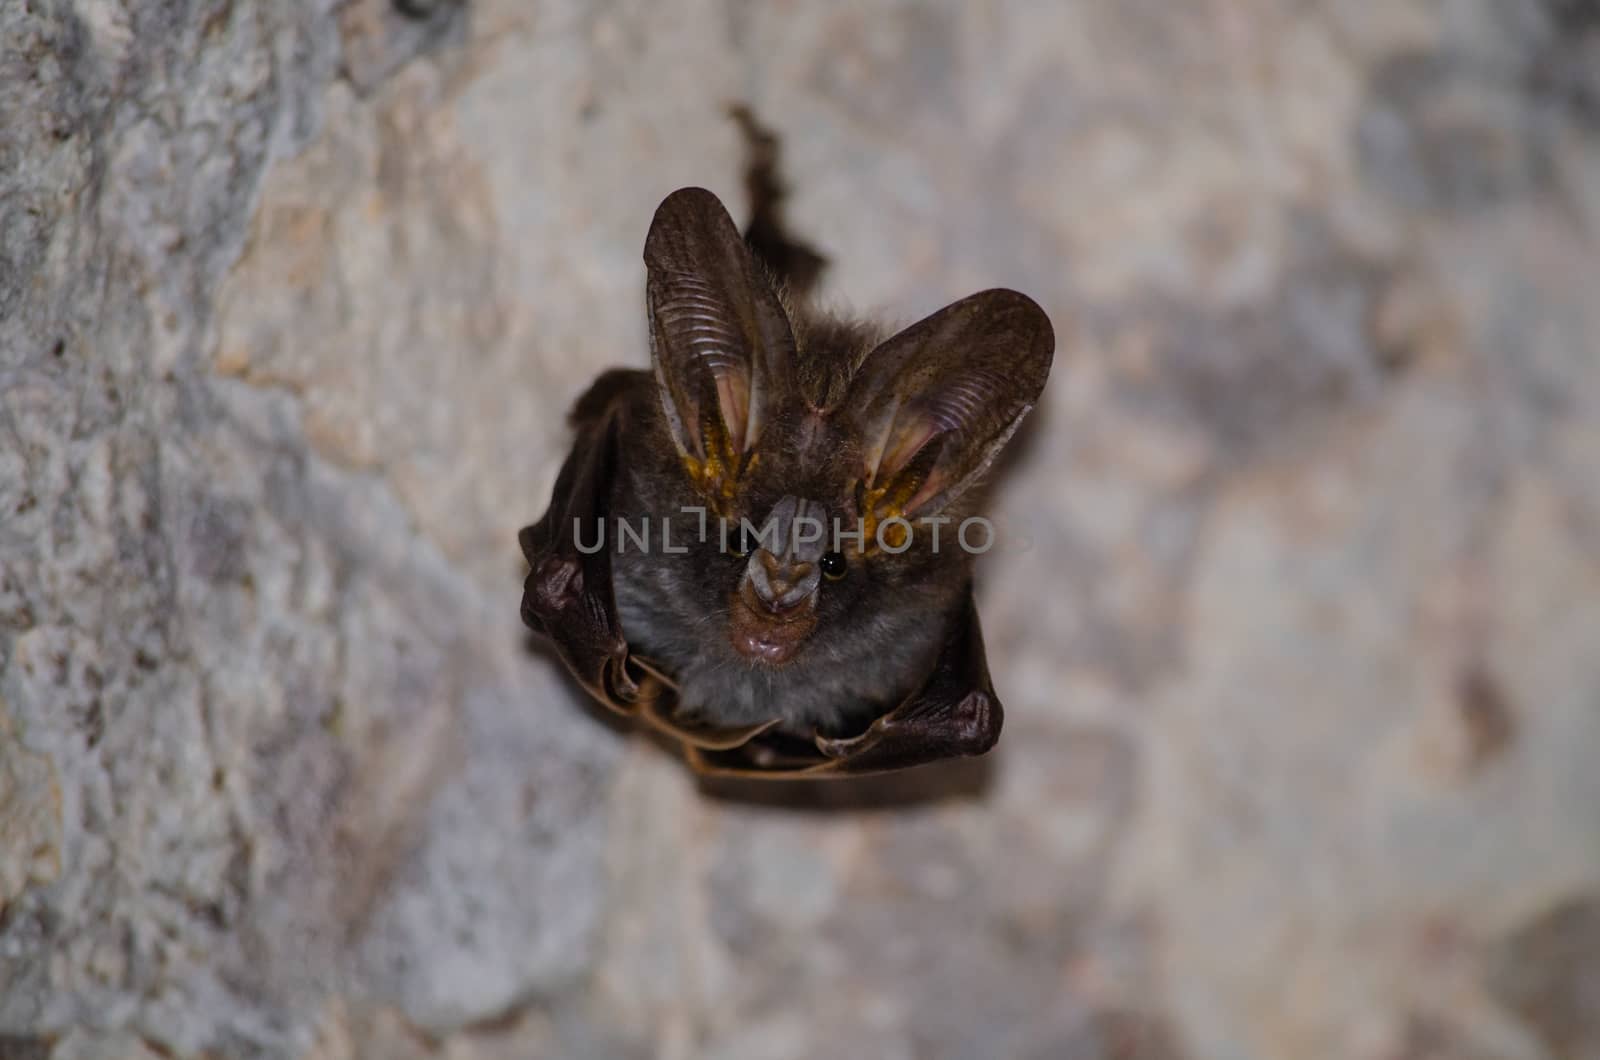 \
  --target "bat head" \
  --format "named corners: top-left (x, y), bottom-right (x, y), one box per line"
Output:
top-left (642, 187), bottom-right (1054, 670)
